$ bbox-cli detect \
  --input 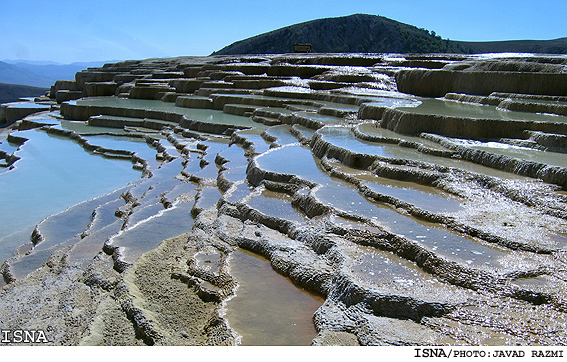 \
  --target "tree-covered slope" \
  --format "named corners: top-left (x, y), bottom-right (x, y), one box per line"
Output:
top-left (212, 14), bottom-right (466, 55)
top-left (212, 14), bottom-right (567, 56)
